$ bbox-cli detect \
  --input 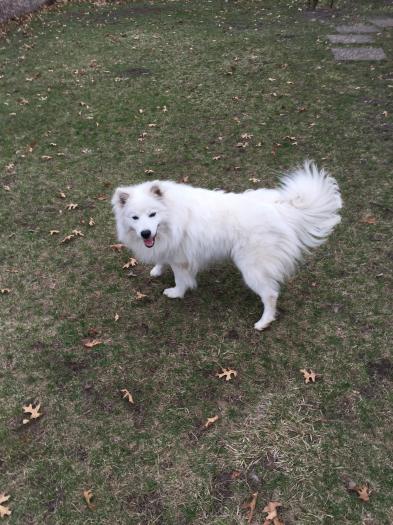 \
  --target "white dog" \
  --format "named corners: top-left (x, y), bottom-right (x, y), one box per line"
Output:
top-left (112, 161), bottom-right (342, 331)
